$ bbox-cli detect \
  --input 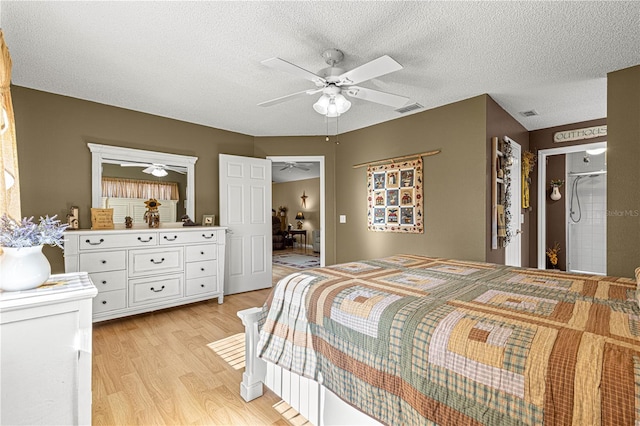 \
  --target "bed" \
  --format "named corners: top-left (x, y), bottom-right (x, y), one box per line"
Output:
top-left (238, 255), bottom-right (640, 425)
